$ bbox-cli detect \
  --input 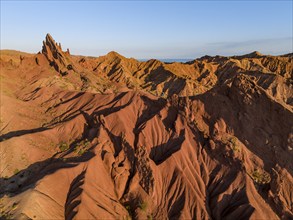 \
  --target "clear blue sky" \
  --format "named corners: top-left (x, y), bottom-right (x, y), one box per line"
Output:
top-left (1, 1), bottom-right (292, 59)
